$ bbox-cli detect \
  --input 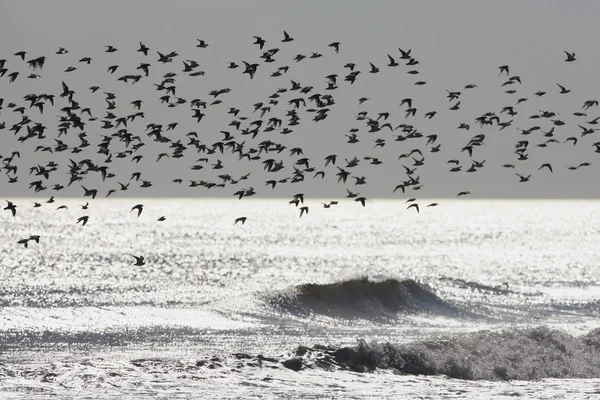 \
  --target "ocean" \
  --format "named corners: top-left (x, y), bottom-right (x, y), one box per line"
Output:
top-left (1, 199), bottom-right (600, 399)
